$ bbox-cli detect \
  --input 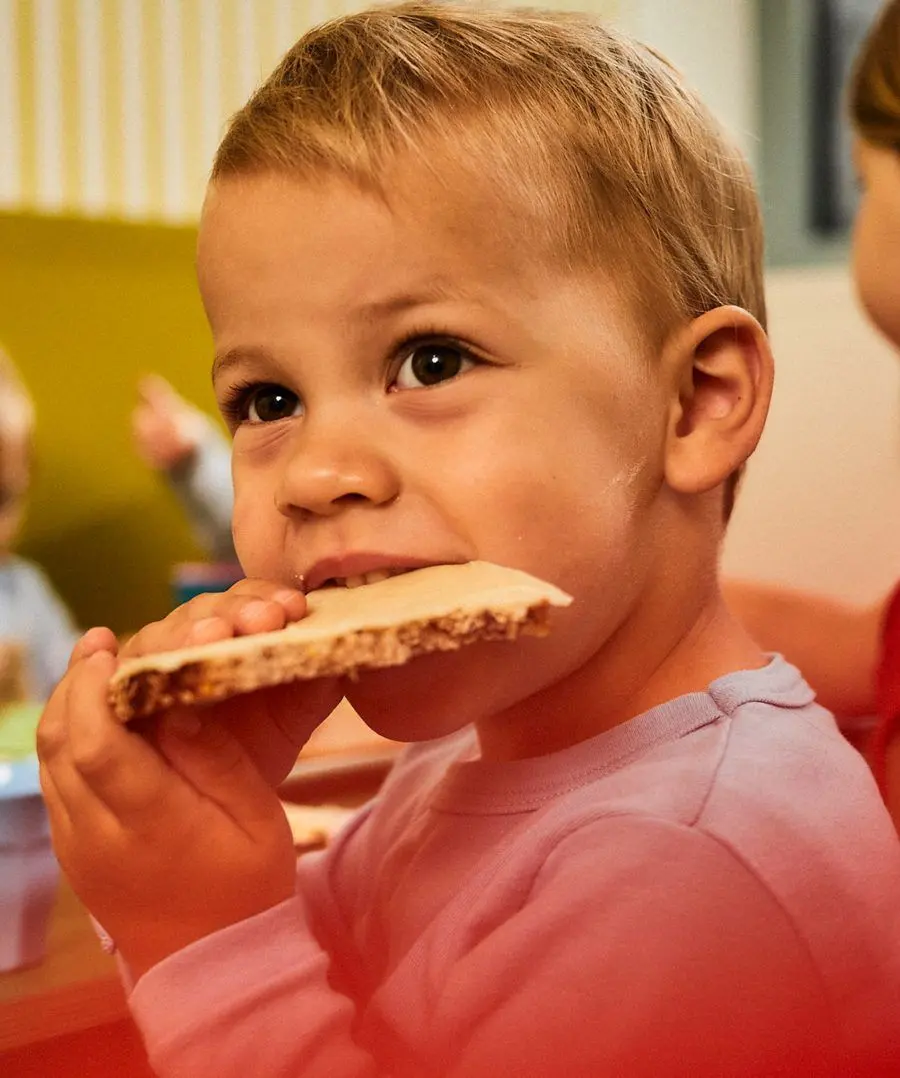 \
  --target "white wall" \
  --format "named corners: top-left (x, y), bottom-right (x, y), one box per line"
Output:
top-left (722, 266), bottom-right (900, 604)
top-left (616, 0), bottom-right (760, 168)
